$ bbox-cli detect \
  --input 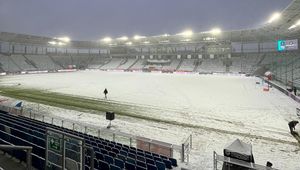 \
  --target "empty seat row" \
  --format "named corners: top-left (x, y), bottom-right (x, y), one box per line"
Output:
top-left (0, 111), bottom-right (178, 170)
